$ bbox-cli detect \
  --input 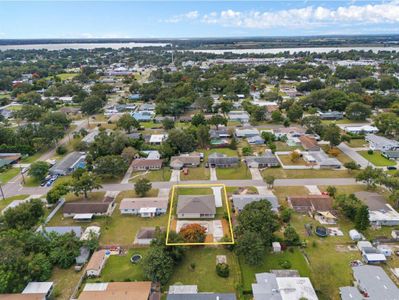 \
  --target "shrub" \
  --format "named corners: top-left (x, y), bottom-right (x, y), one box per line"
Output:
top-left (216, 263), bottom-right (230, 278)
top-left (368, 149), bottom-right (374, 155)
top-left (278, 260), bottom-right (292, 269)
top-left (56, 145), bottom-right (67, 155)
